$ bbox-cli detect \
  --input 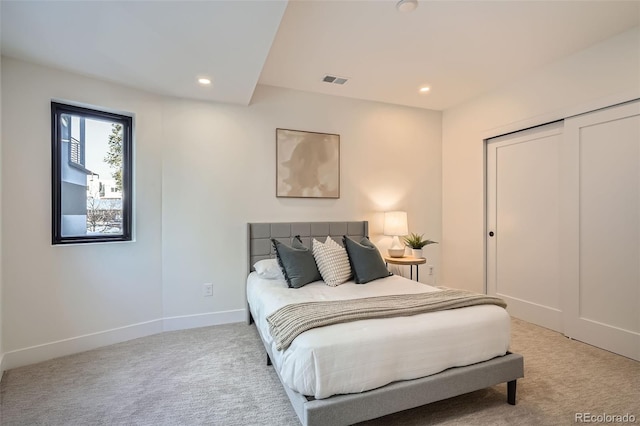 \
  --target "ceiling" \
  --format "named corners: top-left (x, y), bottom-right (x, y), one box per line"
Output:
top-left (2, 1), bottom-right (639, 111)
